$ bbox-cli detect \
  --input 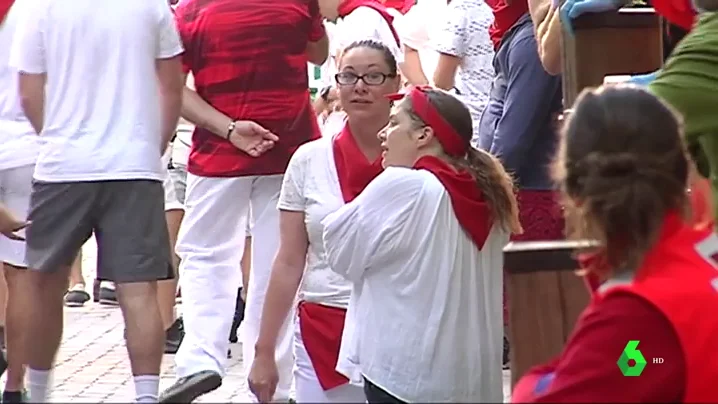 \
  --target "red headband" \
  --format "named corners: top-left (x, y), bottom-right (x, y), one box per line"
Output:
top-left (387, 86), bottom-right (467, 157)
